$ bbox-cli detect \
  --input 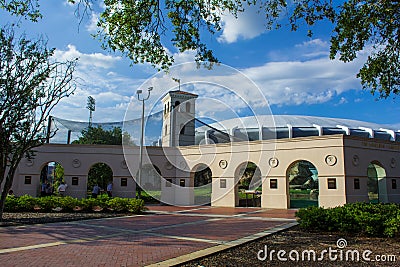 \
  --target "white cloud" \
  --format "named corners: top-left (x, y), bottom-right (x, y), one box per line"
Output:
top-left (51, 45), bottom-right (144, 123)
top-left (54, 44), bottom-right (121, 69)
top-left (218, 4), bottom-right (266, 43)
top-left (86, 13), bottom-right (100, 33)
top-left (242, 55), bottom-right (365, 106)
